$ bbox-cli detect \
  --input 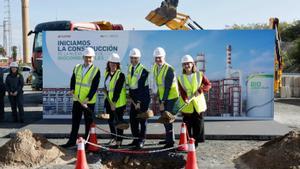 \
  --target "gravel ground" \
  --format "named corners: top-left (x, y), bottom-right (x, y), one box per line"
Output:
top-left (0, 97), bottom-right (299, 169)
top-left (274, 98), bottom-right (300, 130)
